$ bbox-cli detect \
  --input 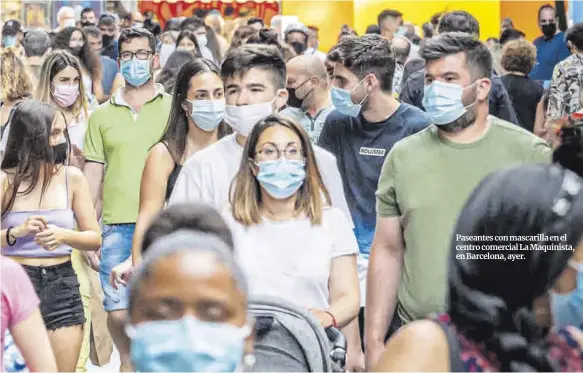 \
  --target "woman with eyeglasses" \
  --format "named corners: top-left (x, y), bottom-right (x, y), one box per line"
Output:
top-left (1, 100), bottom-right (101, 372)
top-left (224, 114), bottom-right (359, 330)
top-left (110, 59), bottom-right (231, 286)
